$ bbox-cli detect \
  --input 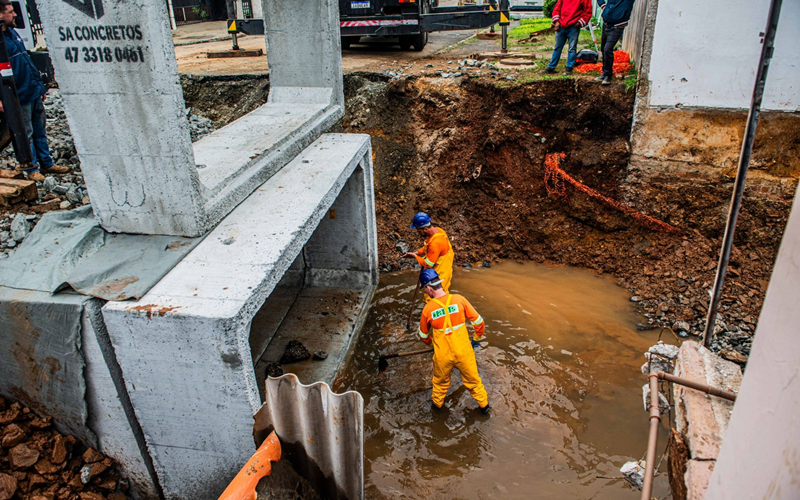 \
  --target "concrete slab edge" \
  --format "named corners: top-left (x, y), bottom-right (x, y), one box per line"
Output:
top-left (84, 300), bottom-right (164, 500)
top-left (203, 106), bottom-right (345, 226)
